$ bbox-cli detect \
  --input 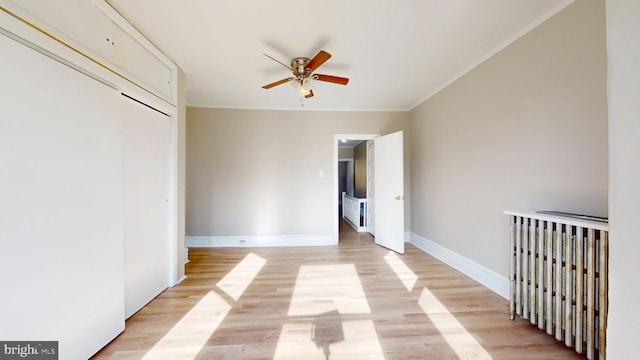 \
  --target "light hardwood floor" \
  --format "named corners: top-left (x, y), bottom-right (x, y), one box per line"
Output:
top-left (93, 220), bottom-right (582, 359)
